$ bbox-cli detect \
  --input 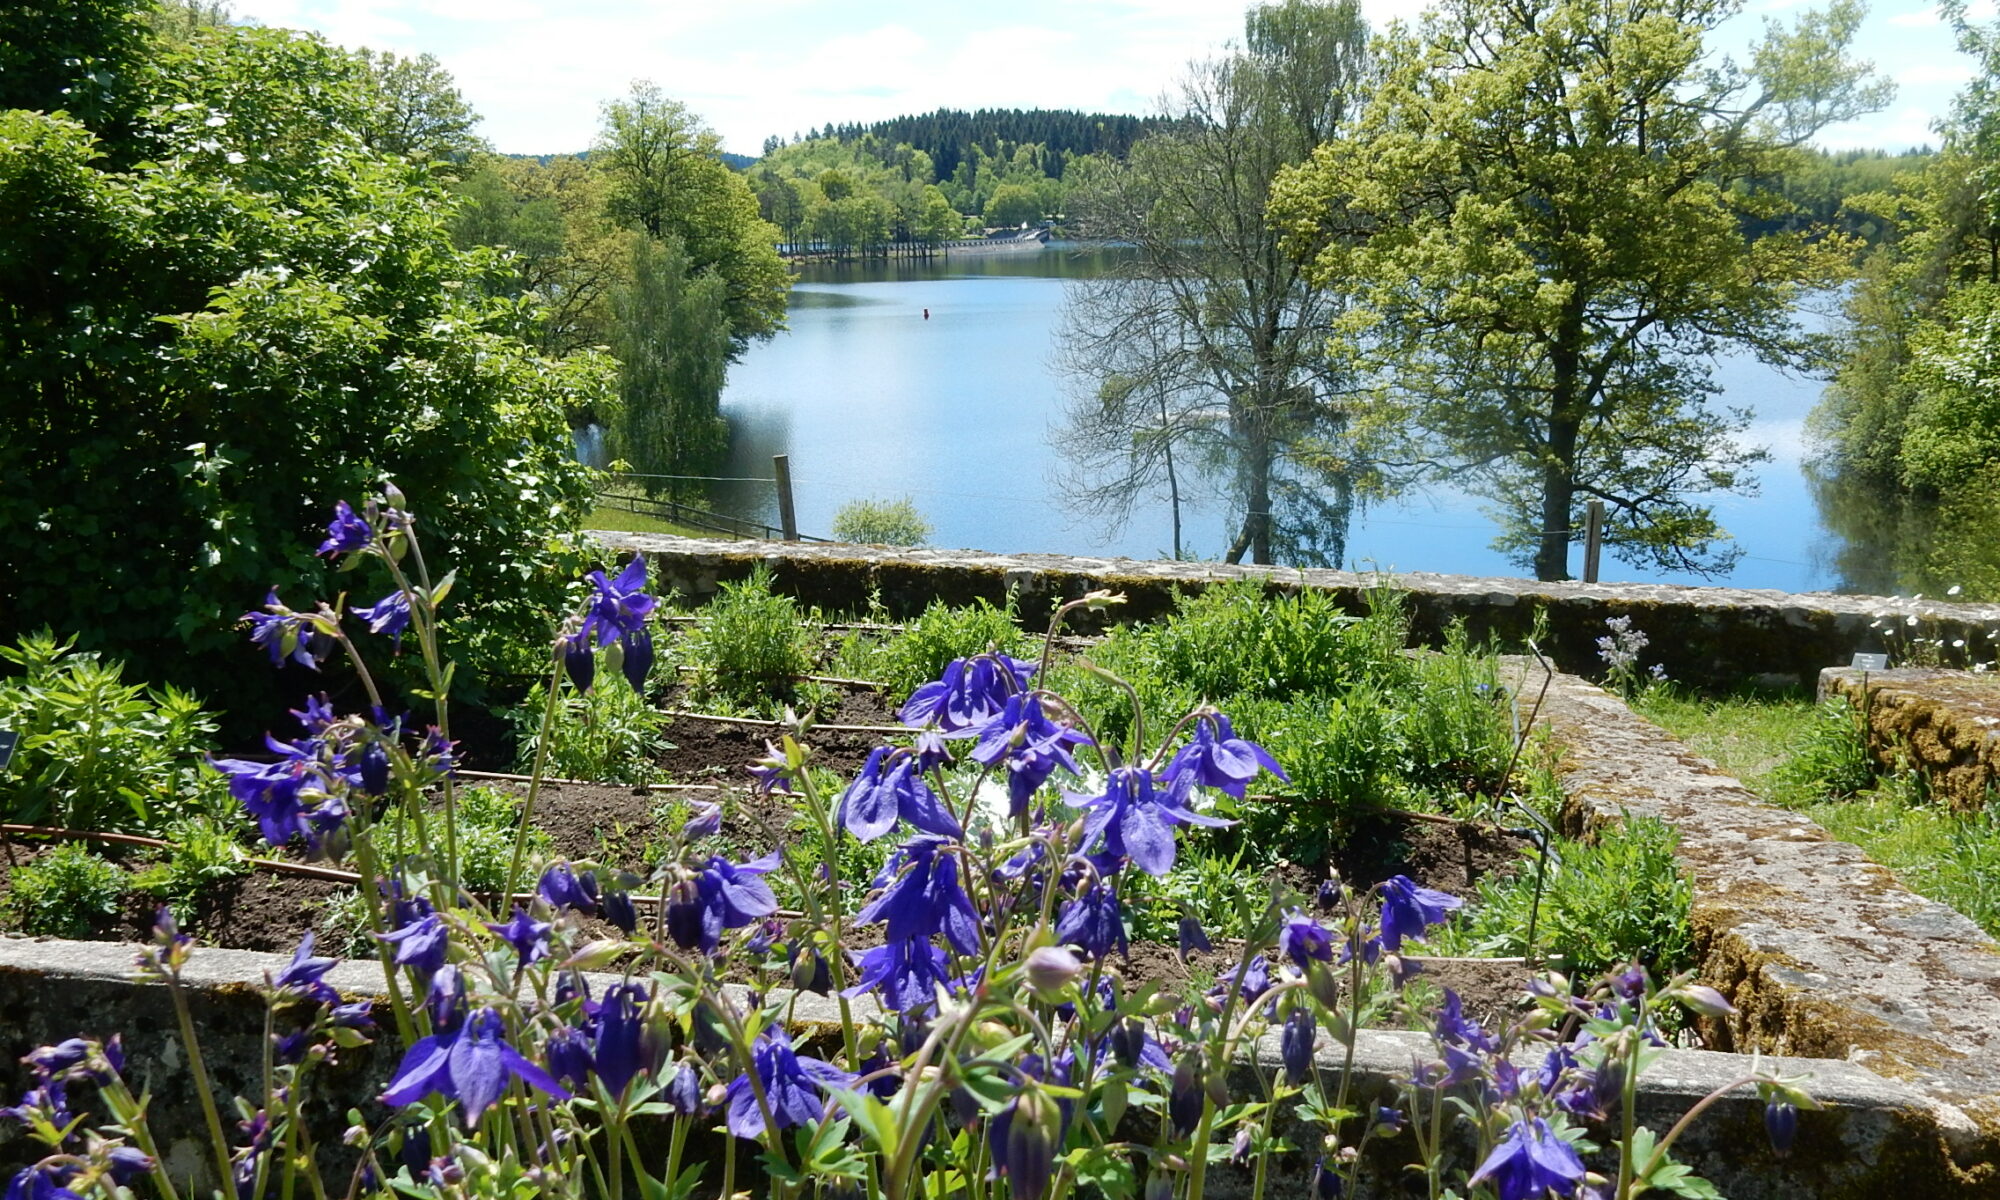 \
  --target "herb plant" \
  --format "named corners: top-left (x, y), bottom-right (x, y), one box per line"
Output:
top-left (6, 843), bottom-right (127, 938)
